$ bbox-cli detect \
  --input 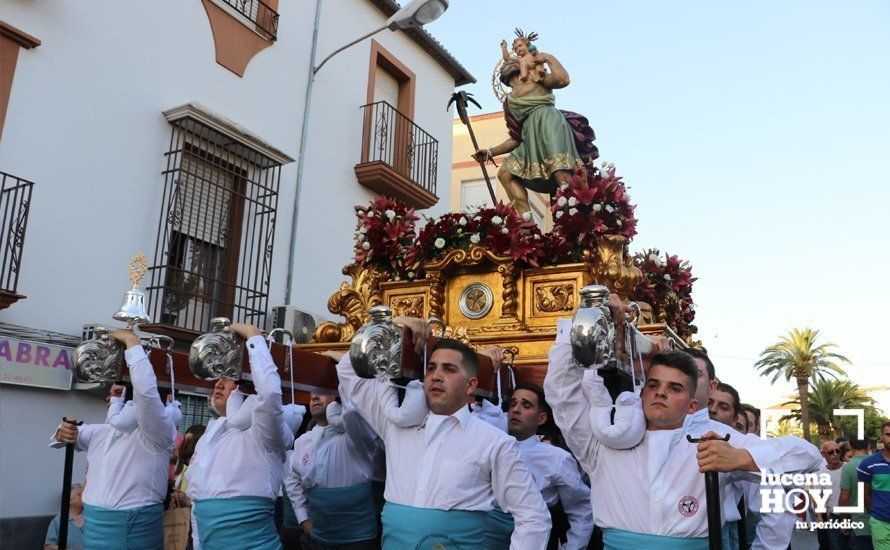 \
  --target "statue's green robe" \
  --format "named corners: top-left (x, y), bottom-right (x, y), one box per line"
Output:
top-left (503, 93), bottom-right (585, 193)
